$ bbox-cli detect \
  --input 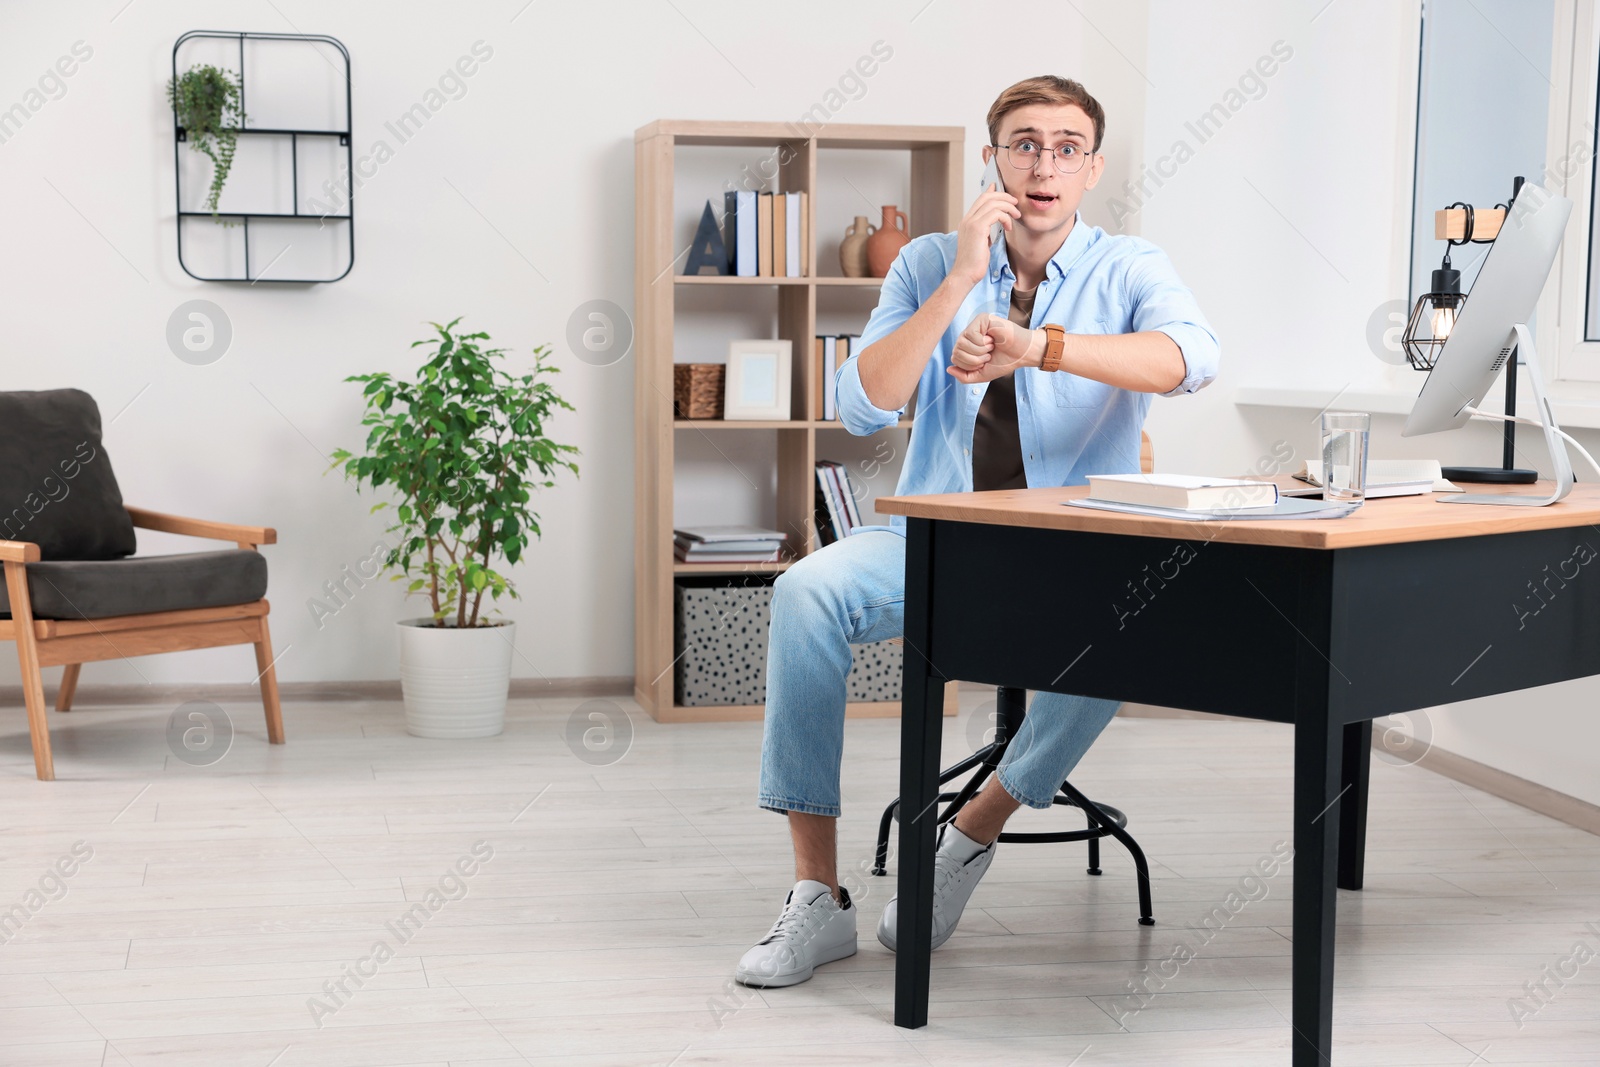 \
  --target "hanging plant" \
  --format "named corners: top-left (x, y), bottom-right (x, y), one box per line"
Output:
top-left (167, 64), bottom-right (246, 222)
